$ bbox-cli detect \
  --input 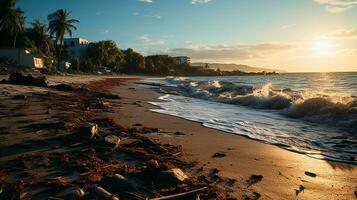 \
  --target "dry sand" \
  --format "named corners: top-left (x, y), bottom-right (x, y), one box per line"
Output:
top-left (113, 78), bottom-right (357, 200)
